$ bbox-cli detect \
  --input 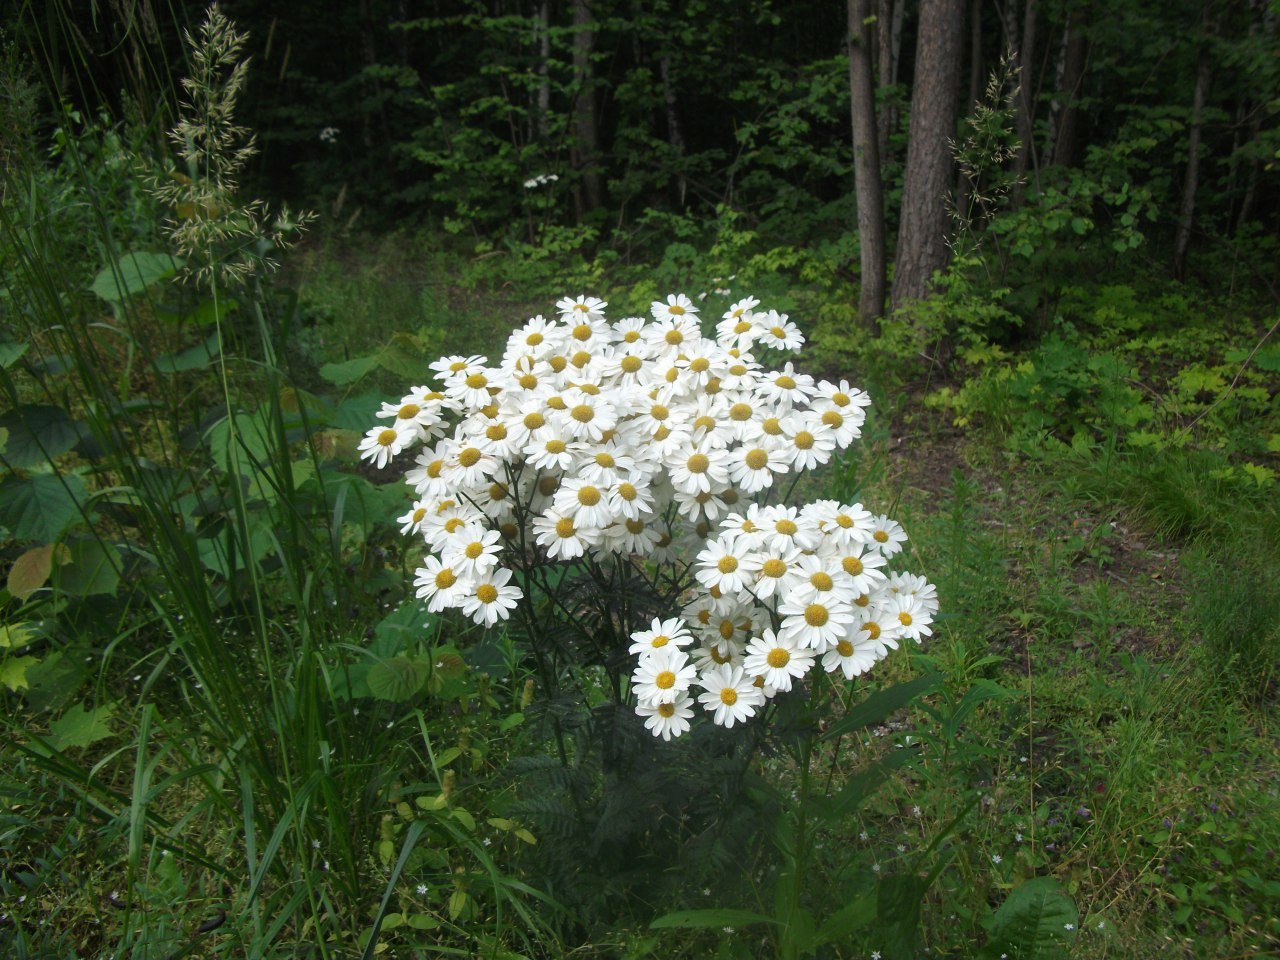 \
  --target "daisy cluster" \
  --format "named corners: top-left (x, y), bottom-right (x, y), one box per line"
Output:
top-left (358, 293), bottom-right (936, 738)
